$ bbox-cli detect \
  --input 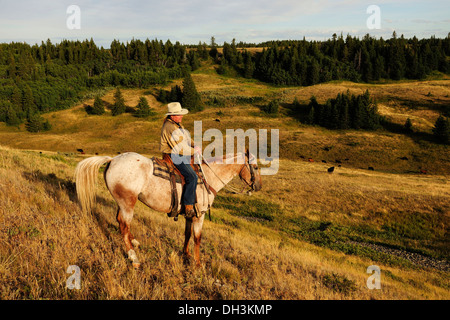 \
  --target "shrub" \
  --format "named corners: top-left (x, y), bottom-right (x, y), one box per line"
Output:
top-left (262, 99), bottom-right (279, 115)
top-left (432, 115), bottom-right (449, 144)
